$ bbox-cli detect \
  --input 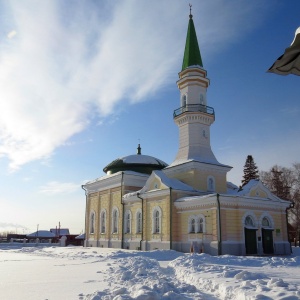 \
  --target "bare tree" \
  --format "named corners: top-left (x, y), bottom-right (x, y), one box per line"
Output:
top-left (260, 163), bottom-right (300, 243)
